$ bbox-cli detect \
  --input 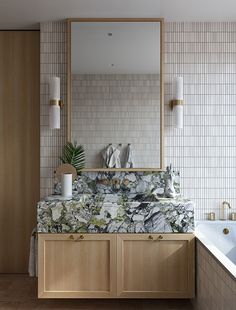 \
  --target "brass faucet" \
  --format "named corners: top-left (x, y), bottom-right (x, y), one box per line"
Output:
top-left (221, 201), bottom-right (231, 220)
